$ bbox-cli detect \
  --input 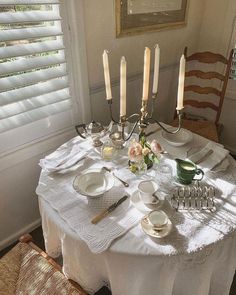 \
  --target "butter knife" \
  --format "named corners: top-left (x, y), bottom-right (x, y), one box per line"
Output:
top-left (91, 195), bottom-right (129, 224)
top-left (195, 149), bottom-right (213, 165)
